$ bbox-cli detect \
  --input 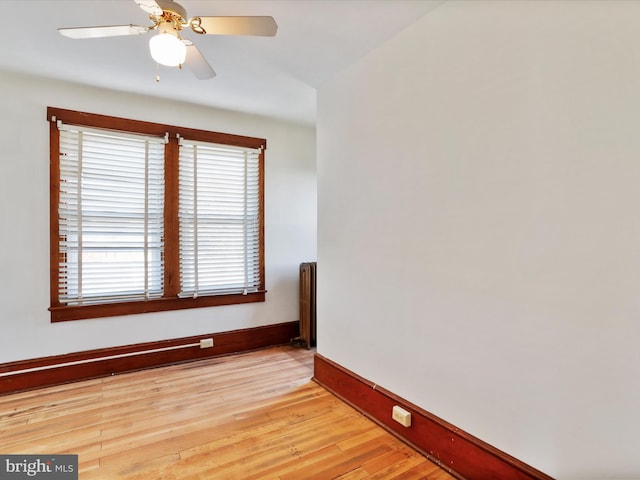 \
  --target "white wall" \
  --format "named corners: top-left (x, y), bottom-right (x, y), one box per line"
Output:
top-left (317, 1), bottom-right (640, 478)
top-left (0, 71), bottom-right (316, 363)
